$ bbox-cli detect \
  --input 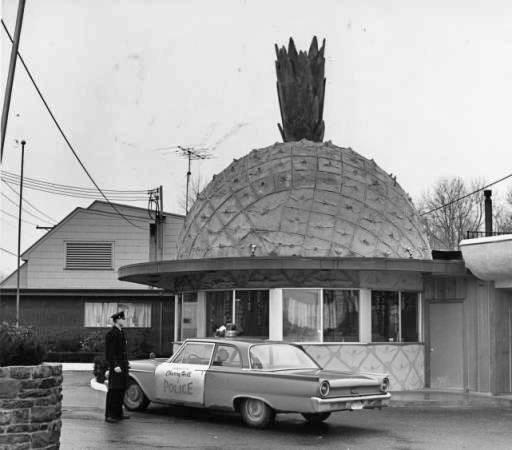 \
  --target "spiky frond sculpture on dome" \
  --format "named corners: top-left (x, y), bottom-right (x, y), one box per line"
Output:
top-left (275, 36), bottom-right (326, 142)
